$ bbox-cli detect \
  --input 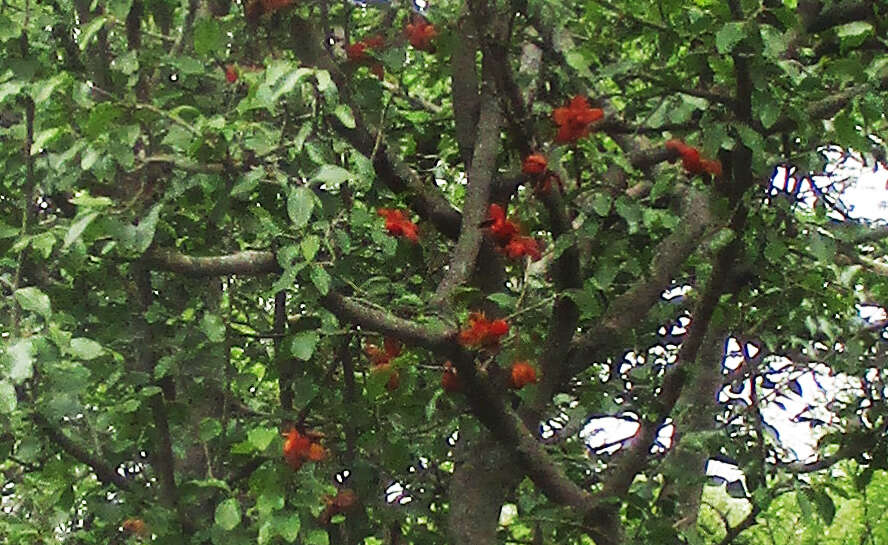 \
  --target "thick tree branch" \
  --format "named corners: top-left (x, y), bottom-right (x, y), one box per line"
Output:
top-left (33, 413), bottom-right (131, 490)
top-left (132, 264), bottom-right (186, 529)
top-left (142, 248), bottom-right (279, 276)
top-left (433, 63), bottom-right (503, 304)
top-left (805, 0), bottom-right (875, 34)
top-left (451, 11), bottom-right (481, 168)
top-left (319, 291), bottom-right (455, 352)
